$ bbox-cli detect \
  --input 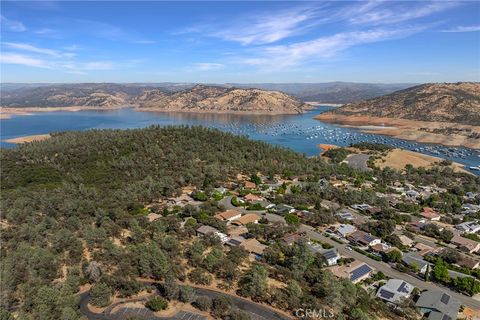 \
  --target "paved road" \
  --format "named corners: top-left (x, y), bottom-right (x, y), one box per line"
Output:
top-left (79, 283), bottom-right (291, 320)
top-left (219, 195), bottom-right (480, 309)
top-left (299, 225), bottom-right (480, 310)
top-left (345, 154), bottom-right (371, 172)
